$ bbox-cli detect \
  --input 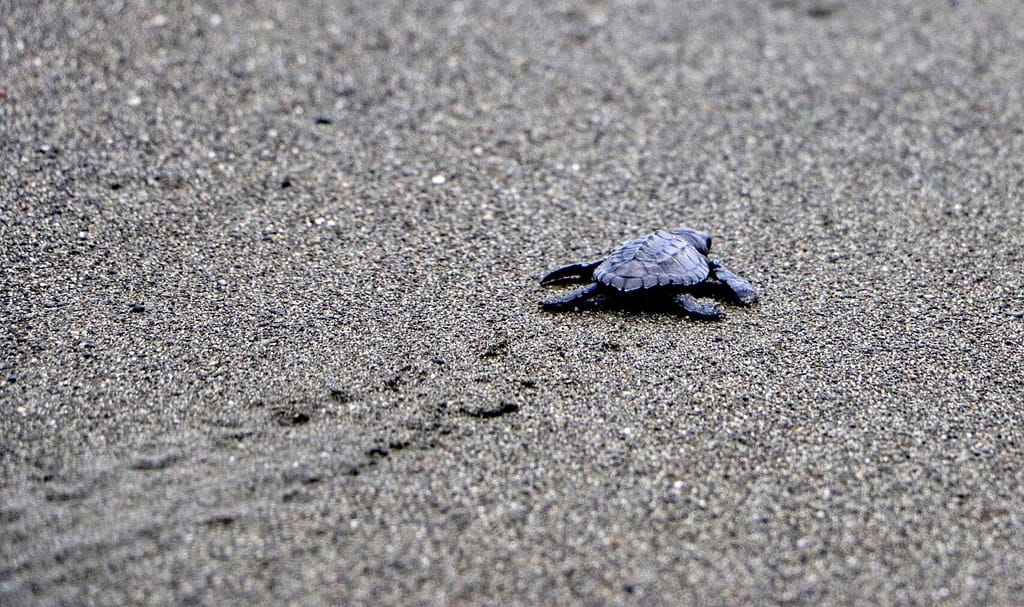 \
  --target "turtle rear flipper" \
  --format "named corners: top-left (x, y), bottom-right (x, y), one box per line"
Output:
top-left (707, 259), bottom-right (758, 304)
top-left (540, 259), bottom-right (603, 285)
top-left (540, 282), bottom-right (601, 310)
top-left (673, 293), bottom-right (724, 320)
